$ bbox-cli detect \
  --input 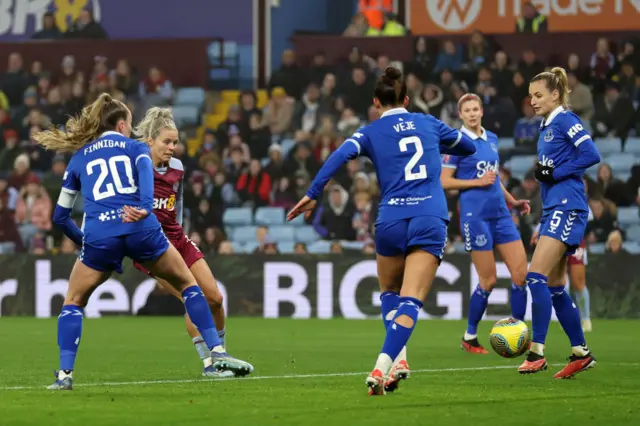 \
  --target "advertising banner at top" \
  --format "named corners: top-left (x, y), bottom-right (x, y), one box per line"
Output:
top-left (409, 0), bottom-right (640, 35)
top-left (0, 0), bottom-right (254, 42)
